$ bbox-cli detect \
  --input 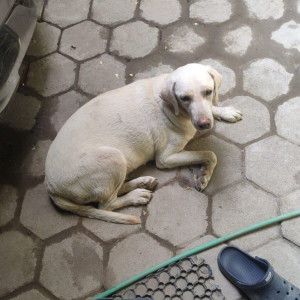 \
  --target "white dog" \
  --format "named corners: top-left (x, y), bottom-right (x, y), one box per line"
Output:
top-left (45, 64), bottom-right (242, 224)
